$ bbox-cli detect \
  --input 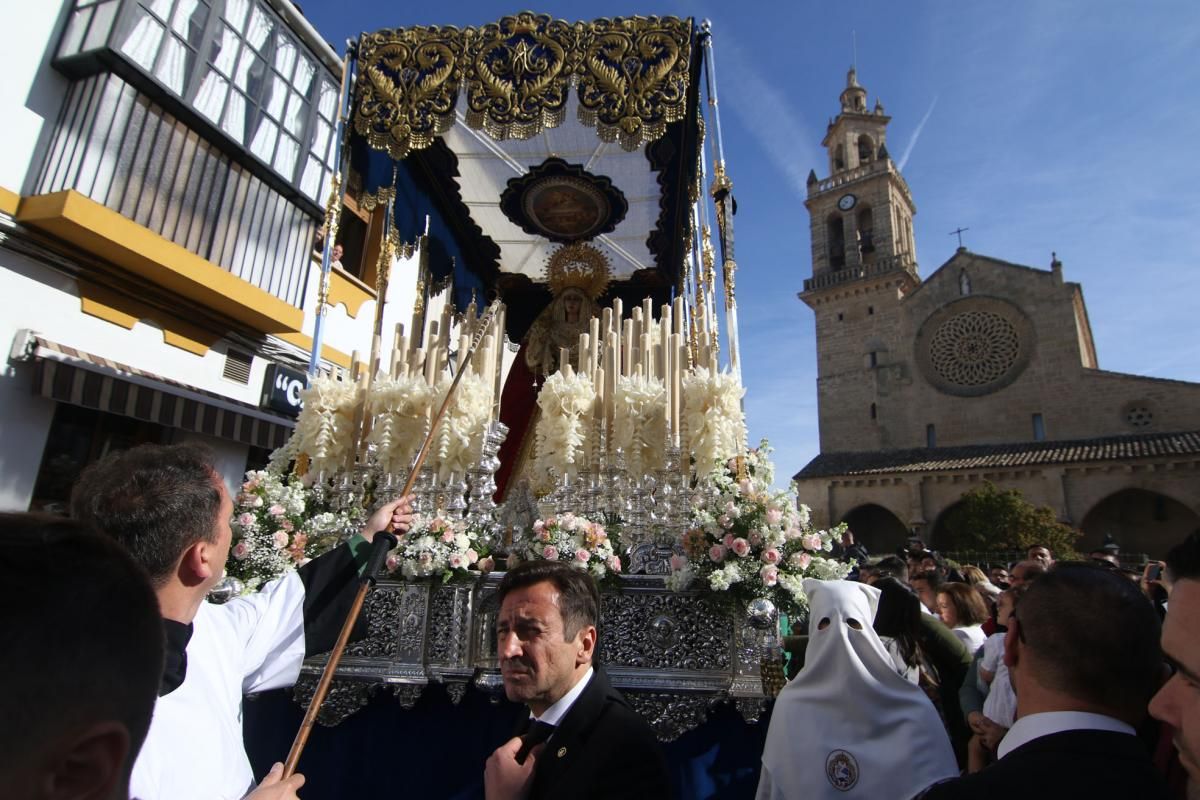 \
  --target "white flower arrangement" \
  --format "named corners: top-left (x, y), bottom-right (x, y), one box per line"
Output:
top-left (668, 441), bottom-right (851, 614)
top-left (612, 374), bottom-right (668, 476)
top-left (281, 376), bottom-right (359, 477)
top-left (532, 371), bottom-right (596, 489)
top-left (430, 373), bottom-right (492, 479)
top-left (384, 511), bottom-right (494, 582)
top-left (683, 367), bottom-right (747, 475)
top-left (366, 375), bottom-right (435, 474)
top-left (226, 470), bottom-right (360, 592)
top-left (518, 512), bottom-right (621, 581)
